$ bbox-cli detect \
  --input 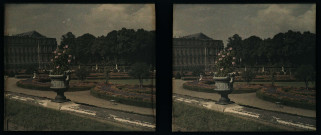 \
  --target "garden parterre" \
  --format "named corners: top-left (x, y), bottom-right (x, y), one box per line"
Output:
top-left (16, 78), bottom-right (96, 91)
top-left (256, 86), bottom-right (315, 110)
top-left (91, 83), bottom-right (156, 108)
